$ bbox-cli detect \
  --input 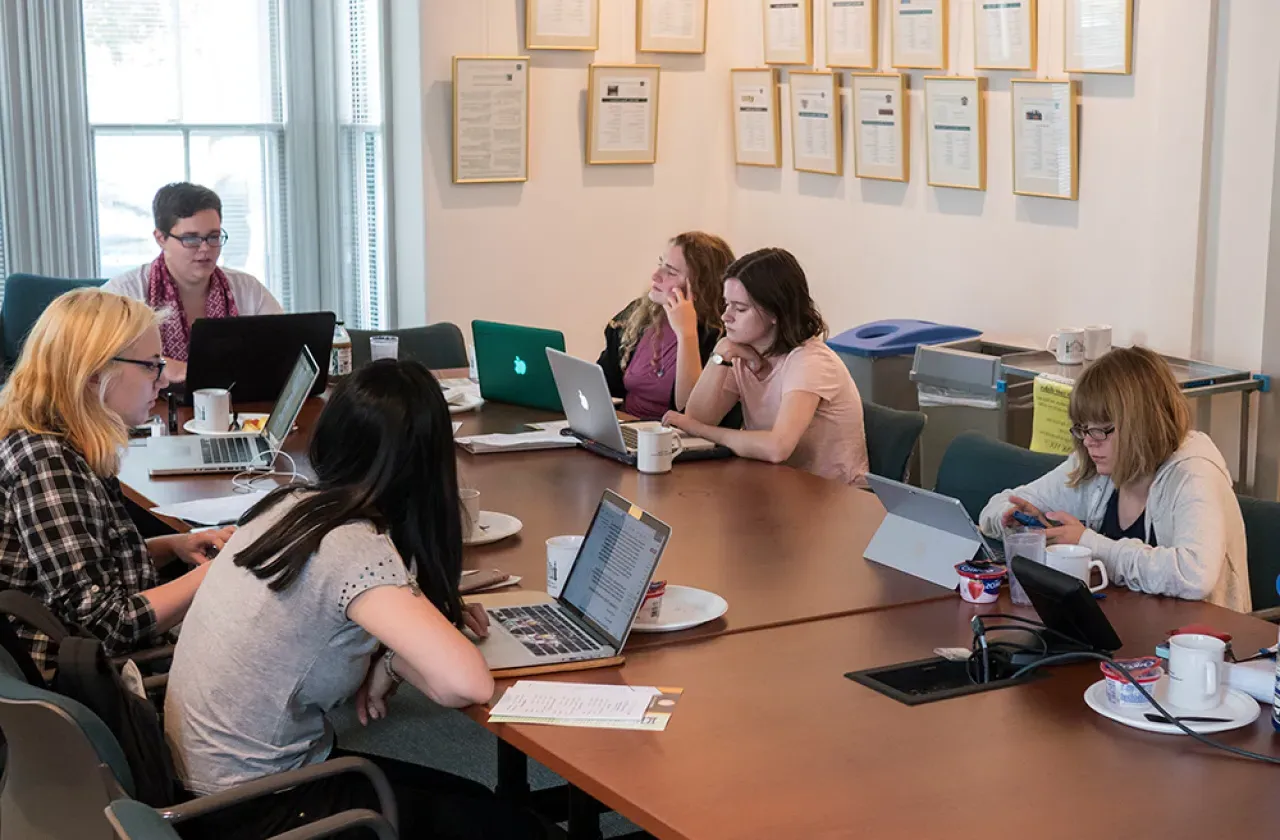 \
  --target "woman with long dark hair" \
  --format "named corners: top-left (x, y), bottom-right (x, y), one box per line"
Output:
top-left (164, 360), bottom-right (542, 839)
